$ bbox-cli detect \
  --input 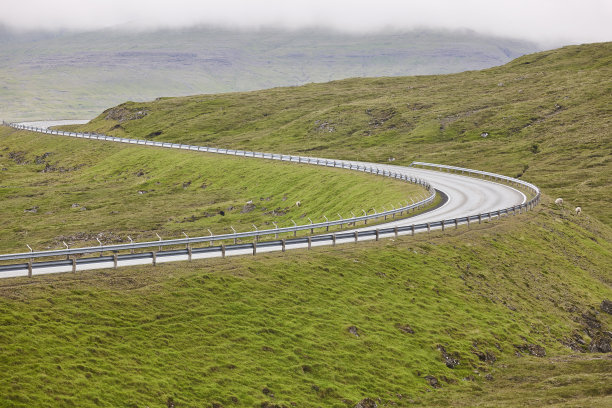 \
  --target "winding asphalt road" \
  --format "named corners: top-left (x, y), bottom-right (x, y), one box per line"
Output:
top-left (0, 120), bottom-right (529, 278)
